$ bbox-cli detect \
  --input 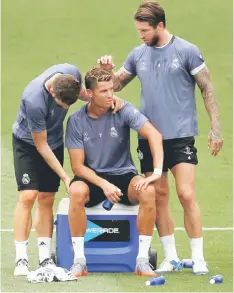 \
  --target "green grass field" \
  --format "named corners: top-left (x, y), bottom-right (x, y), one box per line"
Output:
top-left (1, 0), bottom-right (233, 292)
